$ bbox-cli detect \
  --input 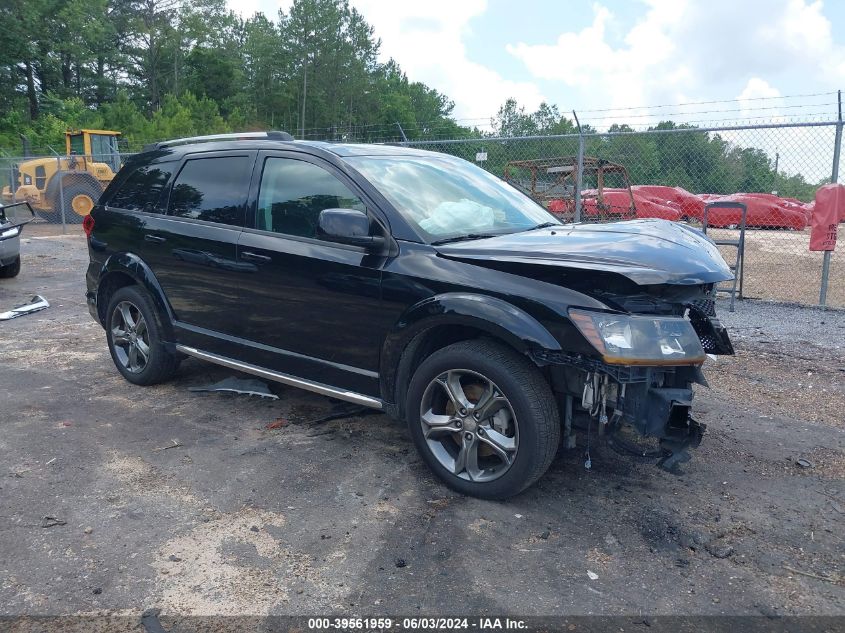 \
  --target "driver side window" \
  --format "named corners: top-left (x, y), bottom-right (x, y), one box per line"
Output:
top-left (257, 157), bottom-right (366, 239)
